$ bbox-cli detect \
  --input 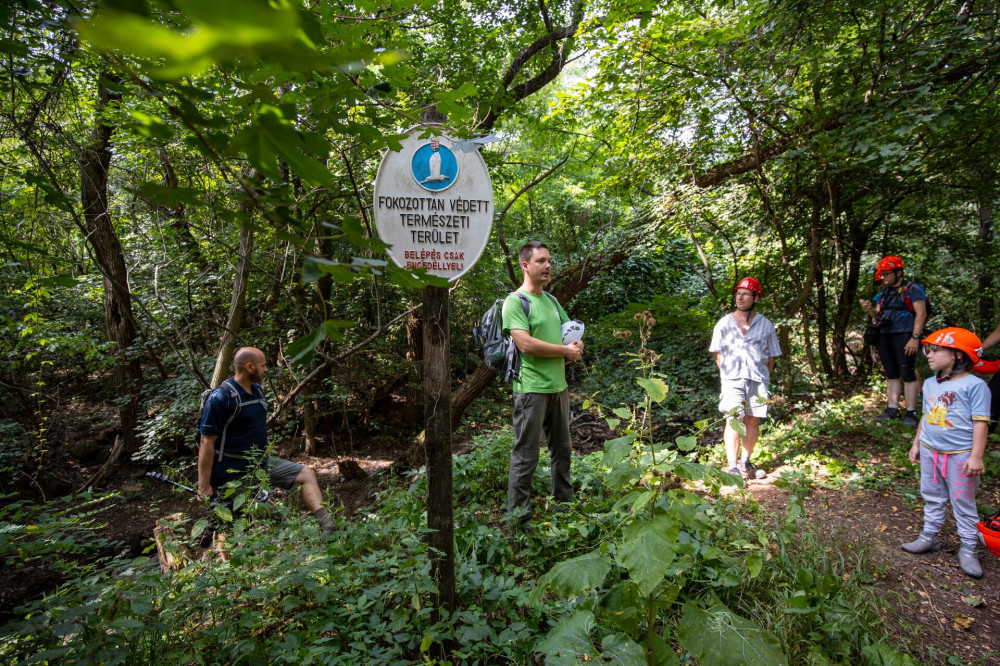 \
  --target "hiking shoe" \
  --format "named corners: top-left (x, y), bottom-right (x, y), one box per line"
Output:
top-left (901, 532), bottom-right (941, 554)
top-left (902, 411), bottom-right (918, 427)
top-left (874, 408), bottom-right (900, 423)
top-left (958, 546), bottom-right (983, 578)
top-left (726, 466), bottom-right (740, 476)
top-left (744, 461), bottom-right (766, 479)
